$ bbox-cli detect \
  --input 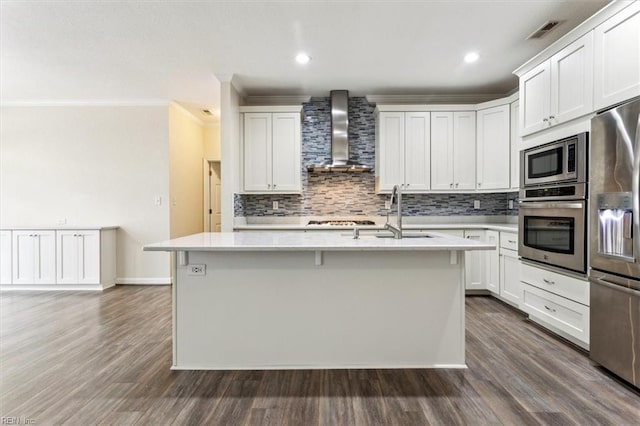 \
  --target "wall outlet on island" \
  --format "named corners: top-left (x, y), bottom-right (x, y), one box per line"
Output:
top-left (188, 264), bottom-right (206, 276)
top-left (272, 201), bottom-right (279, 210)
top-left (473, 200), bottom-right (480, 209)
top-left (57, 218), bottom-right (67, 225)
